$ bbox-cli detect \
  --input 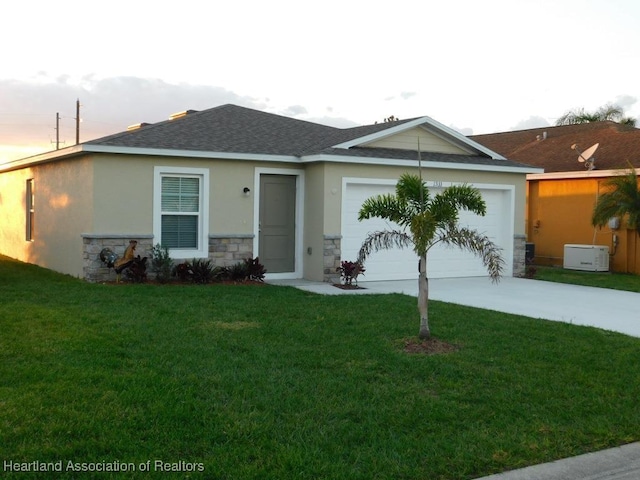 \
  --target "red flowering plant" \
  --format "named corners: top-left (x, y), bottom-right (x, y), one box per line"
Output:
top-left (336, 260), bottom-right (365, 286)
